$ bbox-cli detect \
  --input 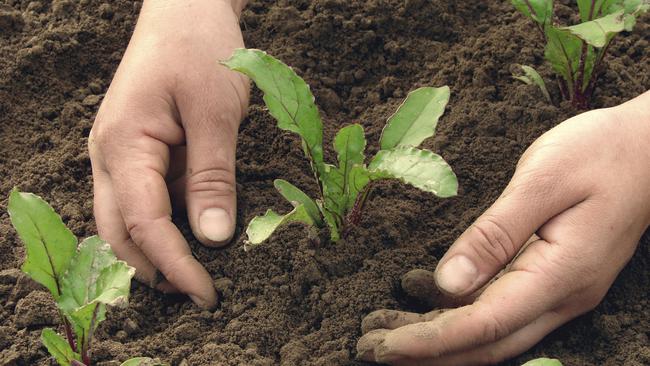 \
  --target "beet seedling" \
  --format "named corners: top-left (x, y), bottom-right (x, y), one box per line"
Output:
top-left (521, 358), bottom-right (563, 366)
top-left (222, 49), bottom-right (457, 247)
top-left (8, 189), bottom-right (162, 366)
top-left (512, 0), bottom-right (648, 108)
